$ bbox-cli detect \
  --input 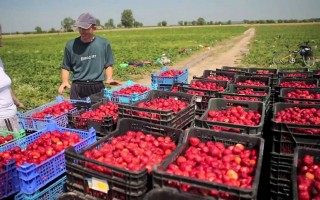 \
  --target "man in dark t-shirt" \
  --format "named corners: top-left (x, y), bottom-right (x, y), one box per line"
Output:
top-left (58, 13), bottom-right (120, 99)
